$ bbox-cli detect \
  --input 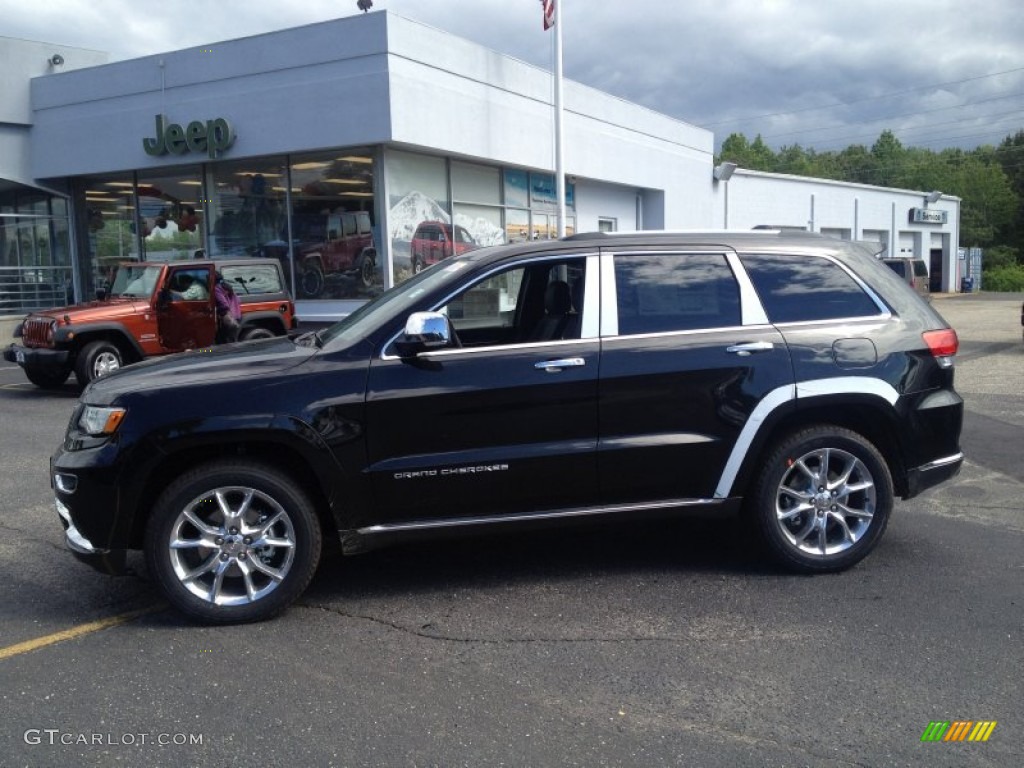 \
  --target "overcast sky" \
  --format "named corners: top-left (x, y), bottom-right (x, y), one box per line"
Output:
top-left (4, 0), bottom-right (1023, 153)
